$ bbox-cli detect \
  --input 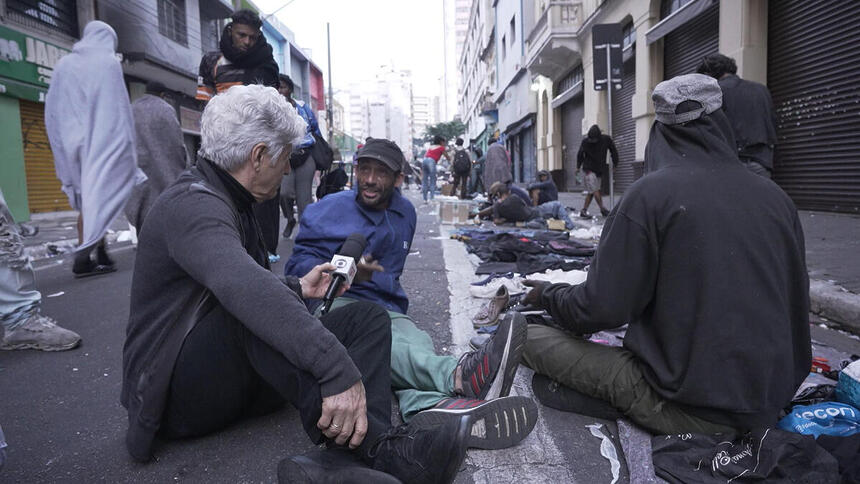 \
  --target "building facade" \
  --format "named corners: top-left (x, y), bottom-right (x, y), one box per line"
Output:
top-left (458, 0), bottom-right (497, 155)
top-left (0, 0), bottom-right (335, 221)
top-left (515, 0), bottom-right (860, 213)
top-left (443, 0), bottom-right (472, 121)
top-left (412, 94), bottom-right (440, 145)
top-left (495, 0), bottom-right (538, 183)
top-left (346, 66), bottom-right (415, 161)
